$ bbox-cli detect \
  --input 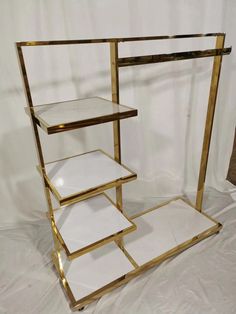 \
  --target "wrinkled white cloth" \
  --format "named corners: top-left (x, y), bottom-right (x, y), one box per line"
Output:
top-left (1, 189), bottom-right (236, 314)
